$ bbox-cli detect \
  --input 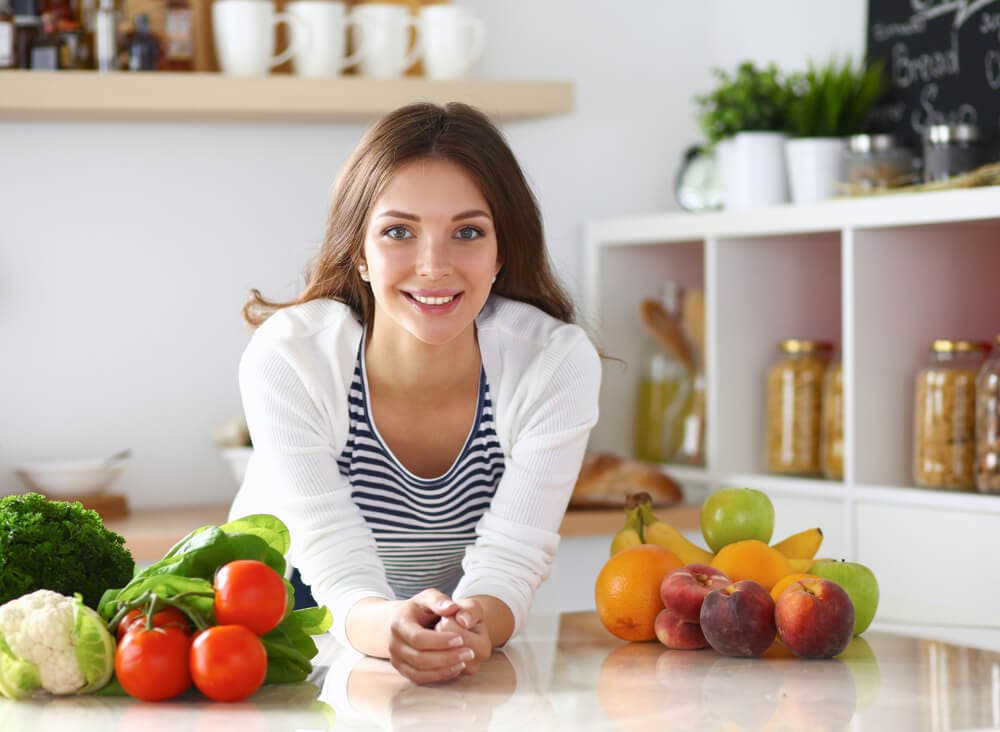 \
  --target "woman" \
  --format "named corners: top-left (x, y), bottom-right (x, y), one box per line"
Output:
top-left (230, 102), bottom-right (601, 685)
